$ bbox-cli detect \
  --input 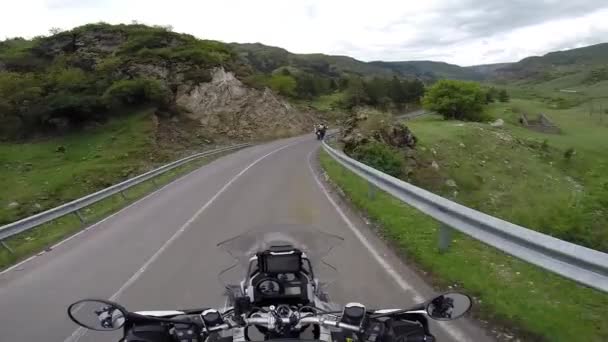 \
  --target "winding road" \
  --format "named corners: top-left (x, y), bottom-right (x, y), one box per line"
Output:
top-left (0, 136), bottom-right (492, 342)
